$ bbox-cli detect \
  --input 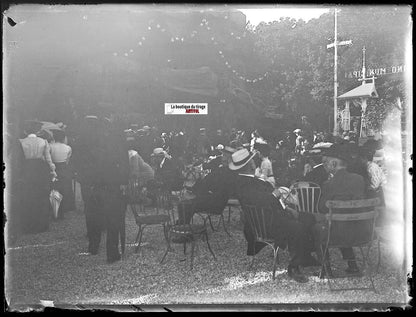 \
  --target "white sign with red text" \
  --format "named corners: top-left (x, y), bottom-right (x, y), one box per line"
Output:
top-left (165, 103), bottom-right (208, 115)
